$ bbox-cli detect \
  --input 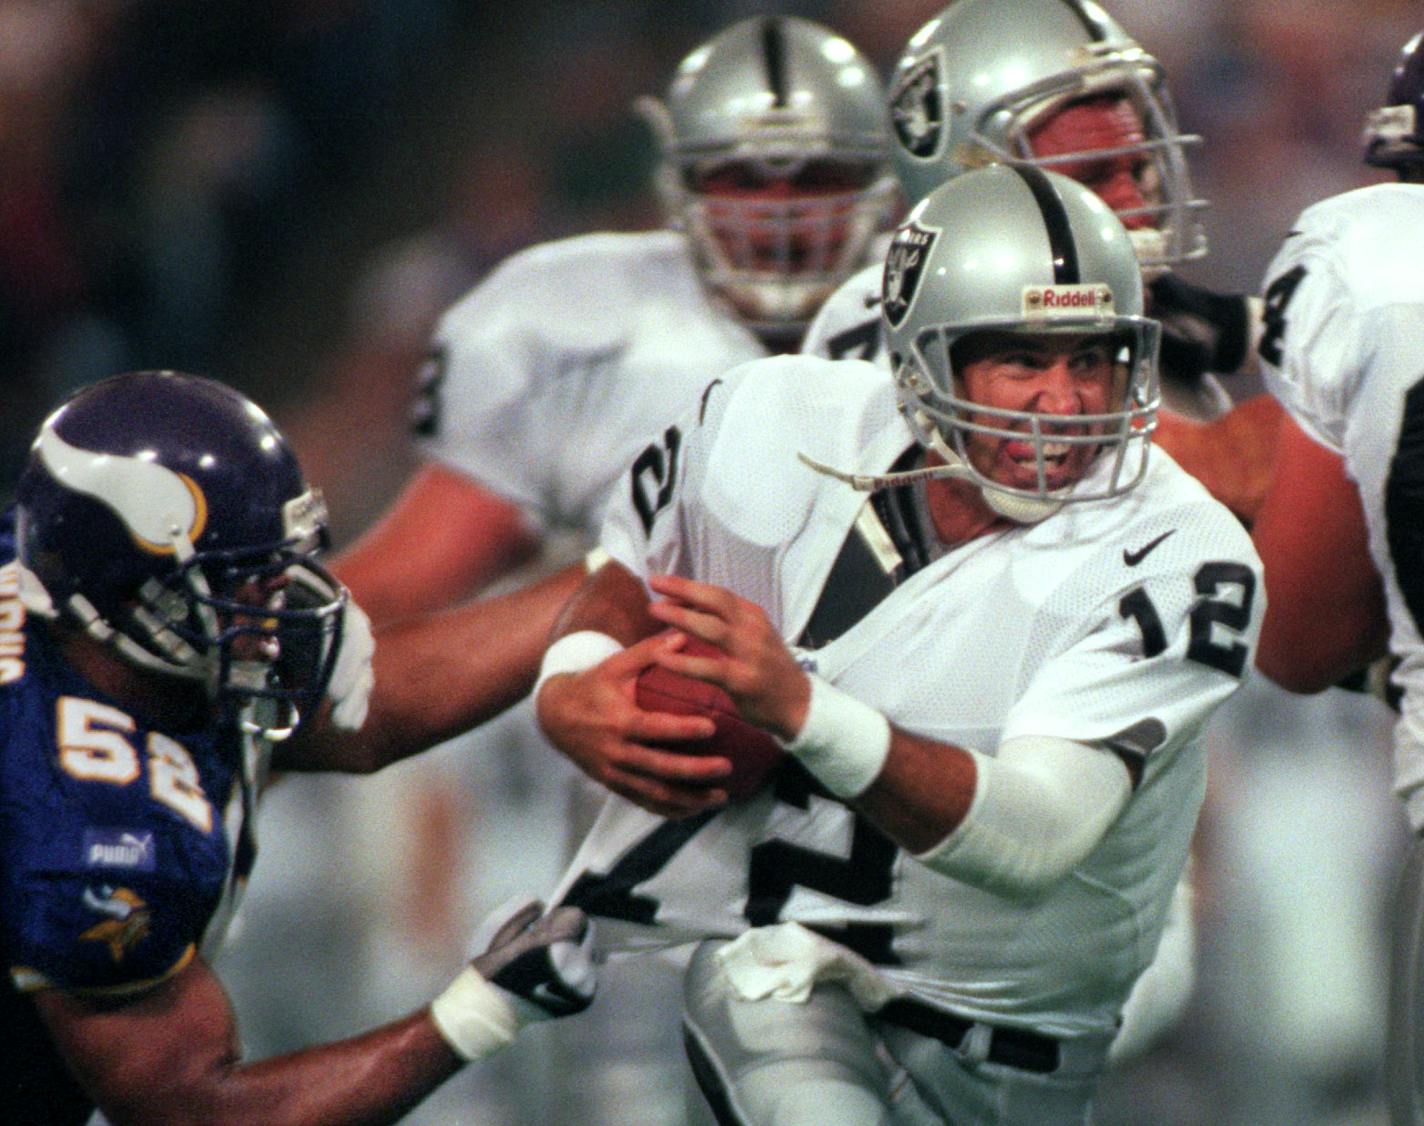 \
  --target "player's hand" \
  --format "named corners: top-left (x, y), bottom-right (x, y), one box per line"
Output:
top-left (646, 573), bottom-right (811, 742)
top-left (1149, 273), bottom-right (1253, 383)
top-left (535, 632), bottom-right (733, 817)
top-left (470, 898), bottom-right (596, 1021)
top-left (326, 596), bottom-right (375, 731)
